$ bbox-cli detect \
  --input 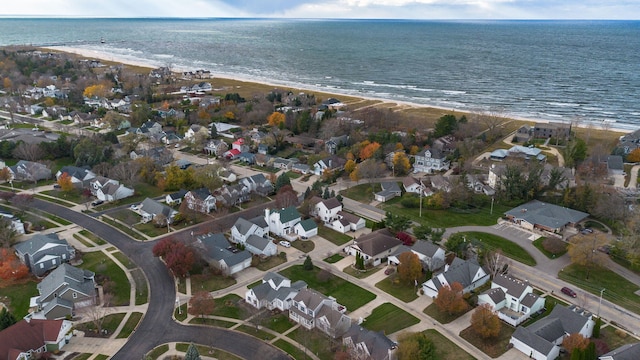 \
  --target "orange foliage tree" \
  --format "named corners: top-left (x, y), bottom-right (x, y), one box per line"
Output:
top-left (470, 304), bottom-right (501, 339)
top-left (0, 248), bottom-right (29, 281)
top-left (359, 141), bottom-right (381, 160)
top-left (627, 148), bottom-right (640, 163)
top-left (434, 282), bottom-right (468, 315)
top-left (344, 159), bottom-right (356, 174)
top-left (562, 333), bottom-right (589, 354)
top-left (267, 112), bottom-right (285, 127)
top-left (57, 172), bottom-right (75, 193)
top-left (83, 84), bottom-right (108, 98)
